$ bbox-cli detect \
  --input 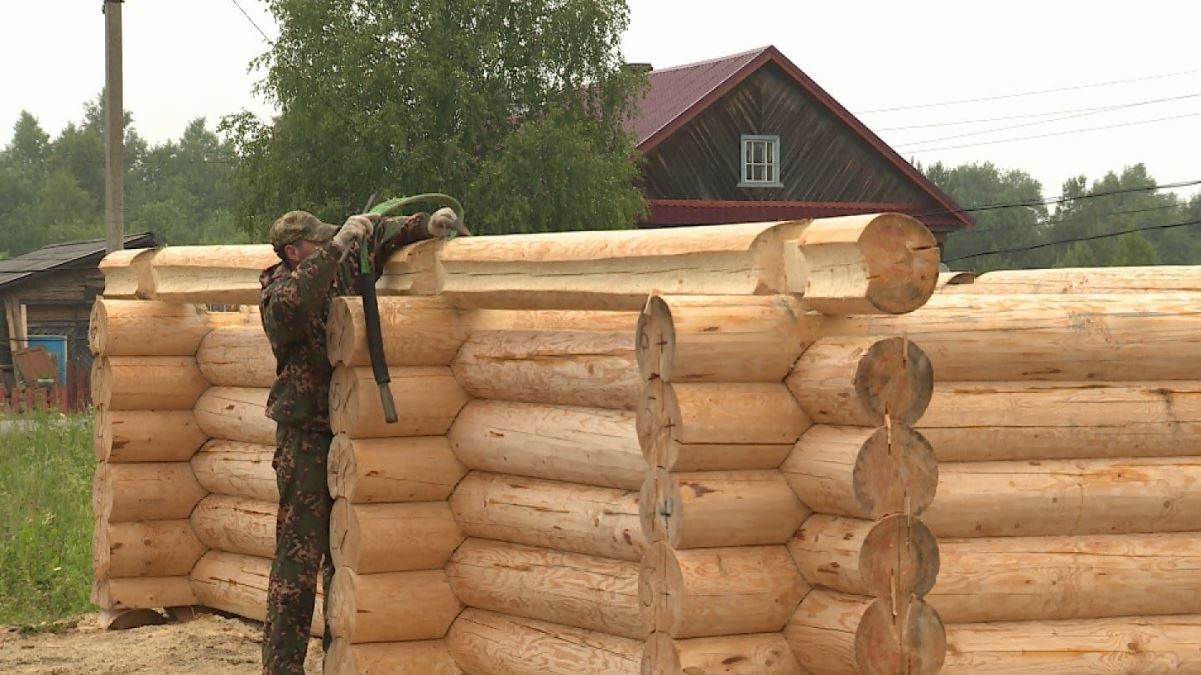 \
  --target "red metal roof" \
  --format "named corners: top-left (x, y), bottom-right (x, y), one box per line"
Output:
top-left (623, 46), bottom-right (974, 230)
top-left (645, 199), bottom-right (965, 231)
